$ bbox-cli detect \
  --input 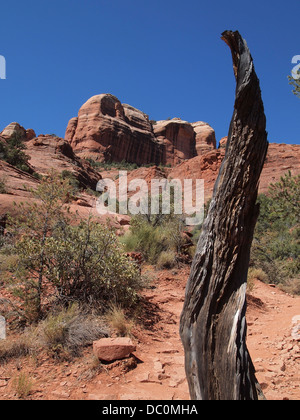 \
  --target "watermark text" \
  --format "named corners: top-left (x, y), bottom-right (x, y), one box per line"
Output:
top-left (96, 171), bottom-right (204, 226)
top-left (291, 55), bottom-right (300, 80)
top-left (0, 55), bottom-right (6, 79)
